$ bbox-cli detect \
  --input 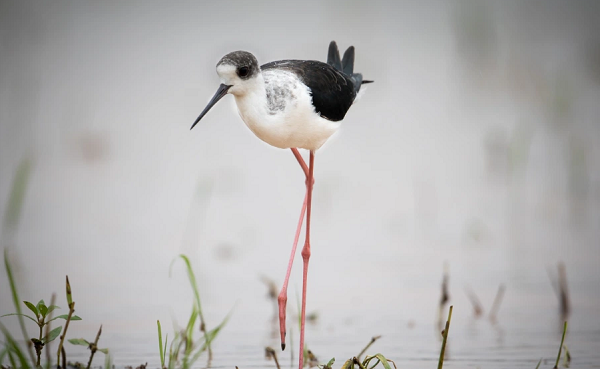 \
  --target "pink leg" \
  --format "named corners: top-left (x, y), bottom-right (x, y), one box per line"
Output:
top-left (278, 148), bottom-right (310, 350)
top-left (291, 147), bottom-right (309, 177)
top-left (298, 150), bottom-right (315, 369)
